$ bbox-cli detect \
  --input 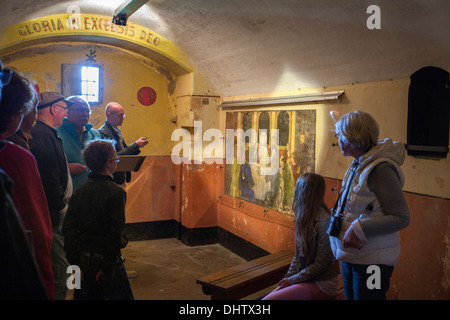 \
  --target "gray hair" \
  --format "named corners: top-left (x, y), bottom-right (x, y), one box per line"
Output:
top-left (335, 110), bottom-right (379, 154)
